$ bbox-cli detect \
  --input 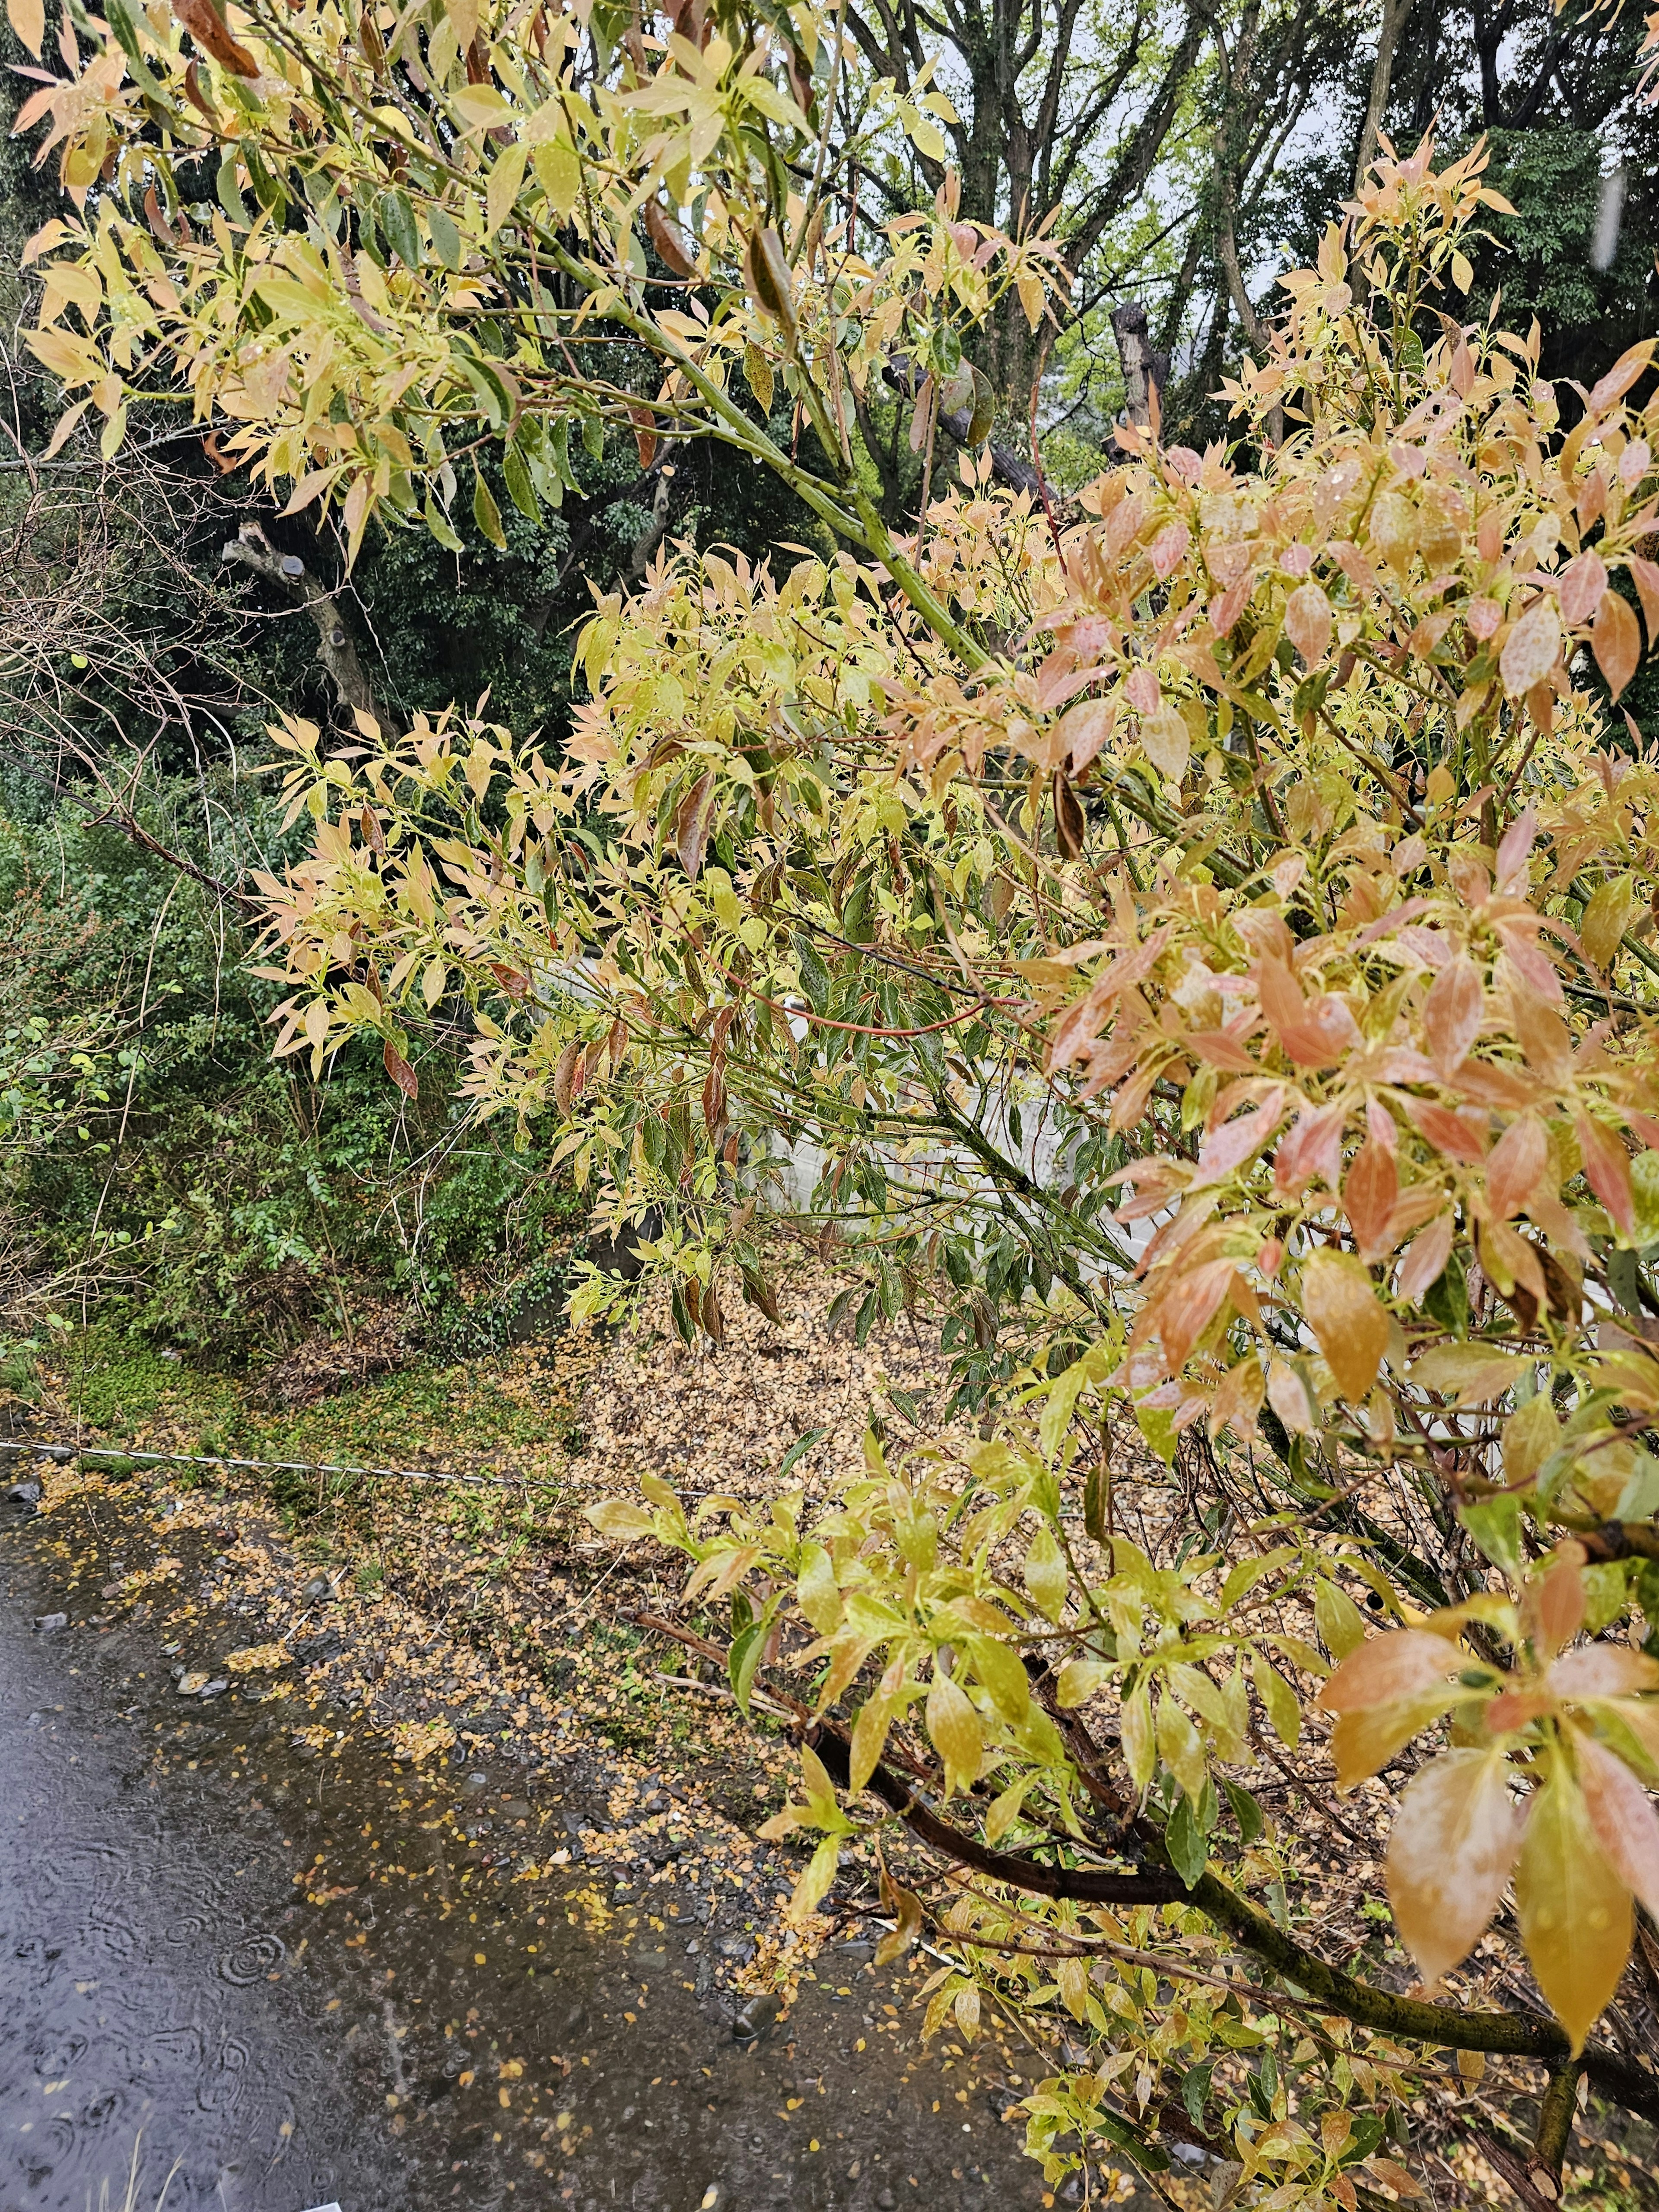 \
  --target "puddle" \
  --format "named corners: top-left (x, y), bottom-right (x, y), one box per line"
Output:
top-left (1, 1500), bottom-right (1053, 2212)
